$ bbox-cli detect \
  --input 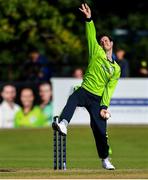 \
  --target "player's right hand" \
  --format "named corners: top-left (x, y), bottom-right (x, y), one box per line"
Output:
top-left (100, 109), bottom-right (111, 120)
top-left (79, 3), bottom-right (91, 19)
